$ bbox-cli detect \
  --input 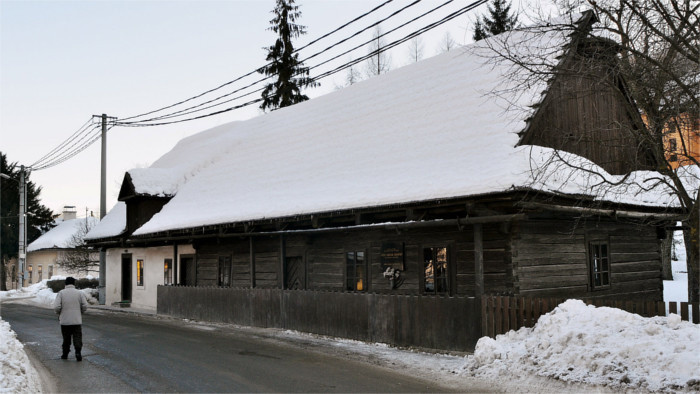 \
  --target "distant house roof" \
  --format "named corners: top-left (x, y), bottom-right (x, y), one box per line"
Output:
top-left (28, 217), bottom-right (99, 252)
top-left (86, 13), bottom-right (677, 241)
